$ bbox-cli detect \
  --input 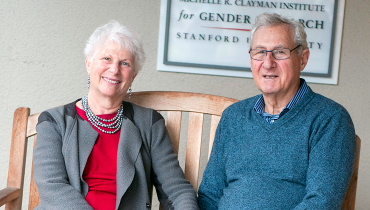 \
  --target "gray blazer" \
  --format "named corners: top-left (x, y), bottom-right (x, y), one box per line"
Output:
top-left (33, 100), bottom-right (199, 210)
